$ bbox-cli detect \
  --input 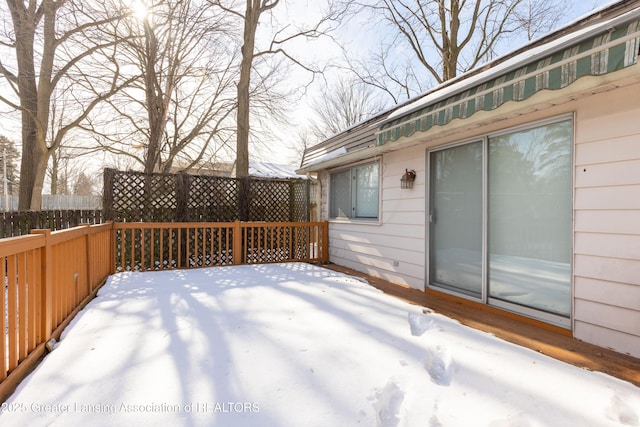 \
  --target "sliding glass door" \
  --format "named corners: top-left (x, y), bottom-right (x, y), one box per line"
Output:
top-left (428, 117), bottom-right (572, 323)
top-left (429, 141), bottom-right (483, 298)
